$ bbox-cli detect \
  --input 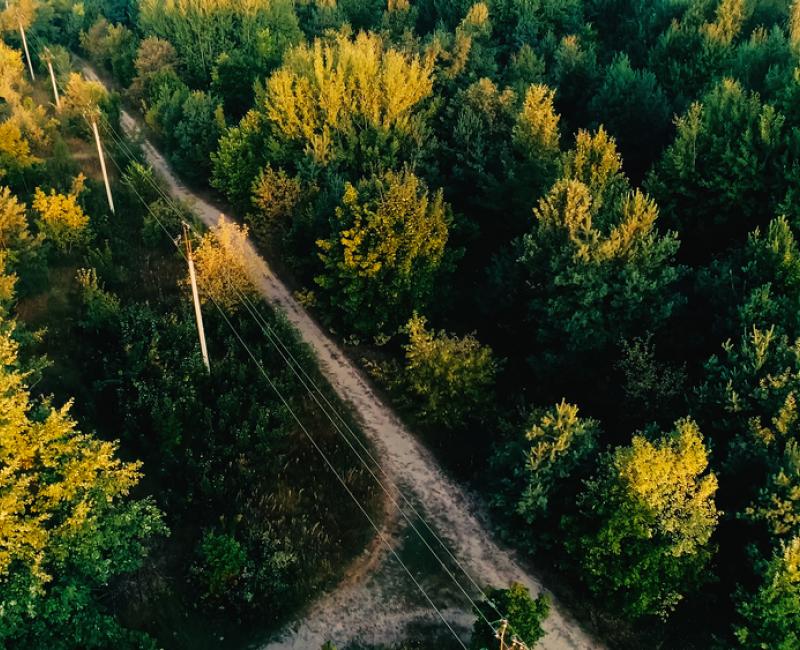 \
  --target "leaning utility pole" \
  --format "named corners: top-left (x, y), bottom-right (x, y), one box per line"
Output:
top-left (89, 115), bottom-right (115, 214)
top-left (183, 222), bottom-right (211, 372)
top-left (16, 6), bottom-right (35, 81)
top-left (44, 49), bottom-right (60, 109)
